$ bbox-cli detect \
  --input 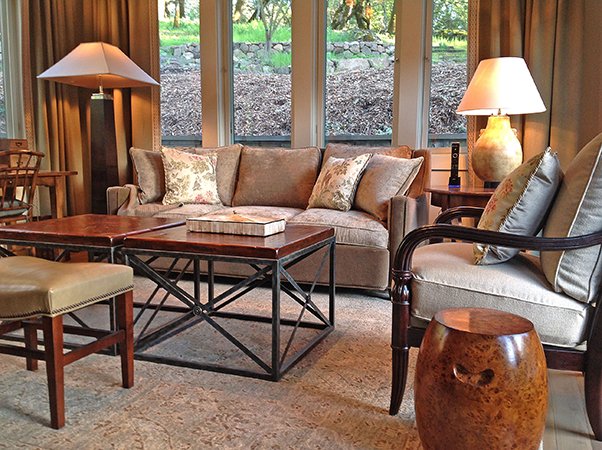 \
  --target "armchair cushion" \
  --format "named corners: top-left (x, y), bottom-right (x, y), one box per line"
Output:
top-left (542, 133), bottom-right (602, 303)
top-left (411, 242), bottom-right (591, 347)
top-left (475, 148), bottom-right (562, 264)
